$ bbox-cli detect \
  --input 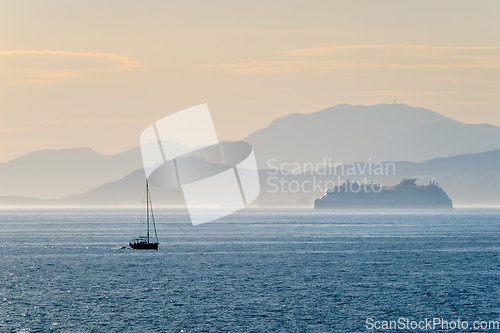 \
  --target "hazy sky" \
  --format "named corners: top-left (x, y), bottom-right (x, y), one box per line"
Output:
top-left (1, 0), bottom-right (499, 162)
